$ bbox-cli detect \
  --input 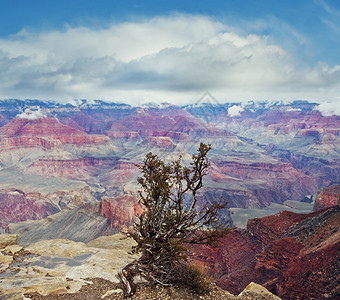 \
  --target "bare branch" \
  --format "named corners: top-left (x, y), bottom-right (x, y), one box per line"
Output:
top-left (116, 143), bottom-right (231, 296)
